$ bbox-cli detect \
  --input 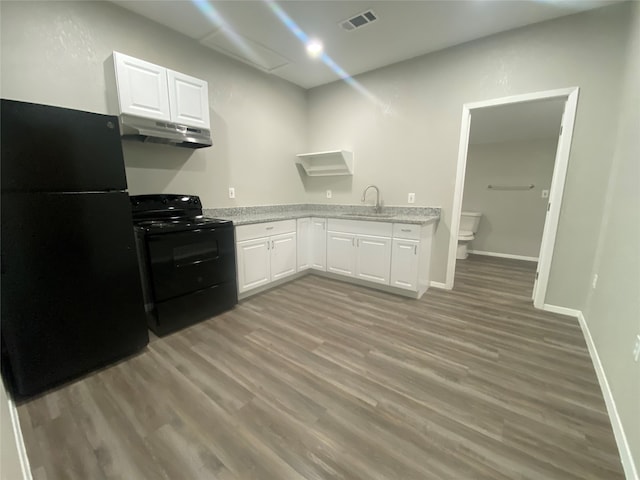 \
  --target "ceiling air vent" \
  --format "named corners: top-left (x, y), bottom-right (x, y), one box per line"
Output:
top-left (340, 10), bottom-right (377, 31)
